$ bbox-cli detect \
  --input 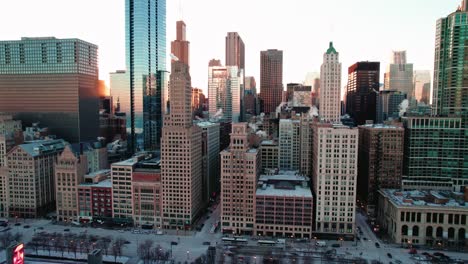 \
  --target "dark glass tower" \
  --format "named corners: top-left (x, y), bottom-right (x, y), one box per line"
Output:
top-left (126, 0), bottom-right (167, 152)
